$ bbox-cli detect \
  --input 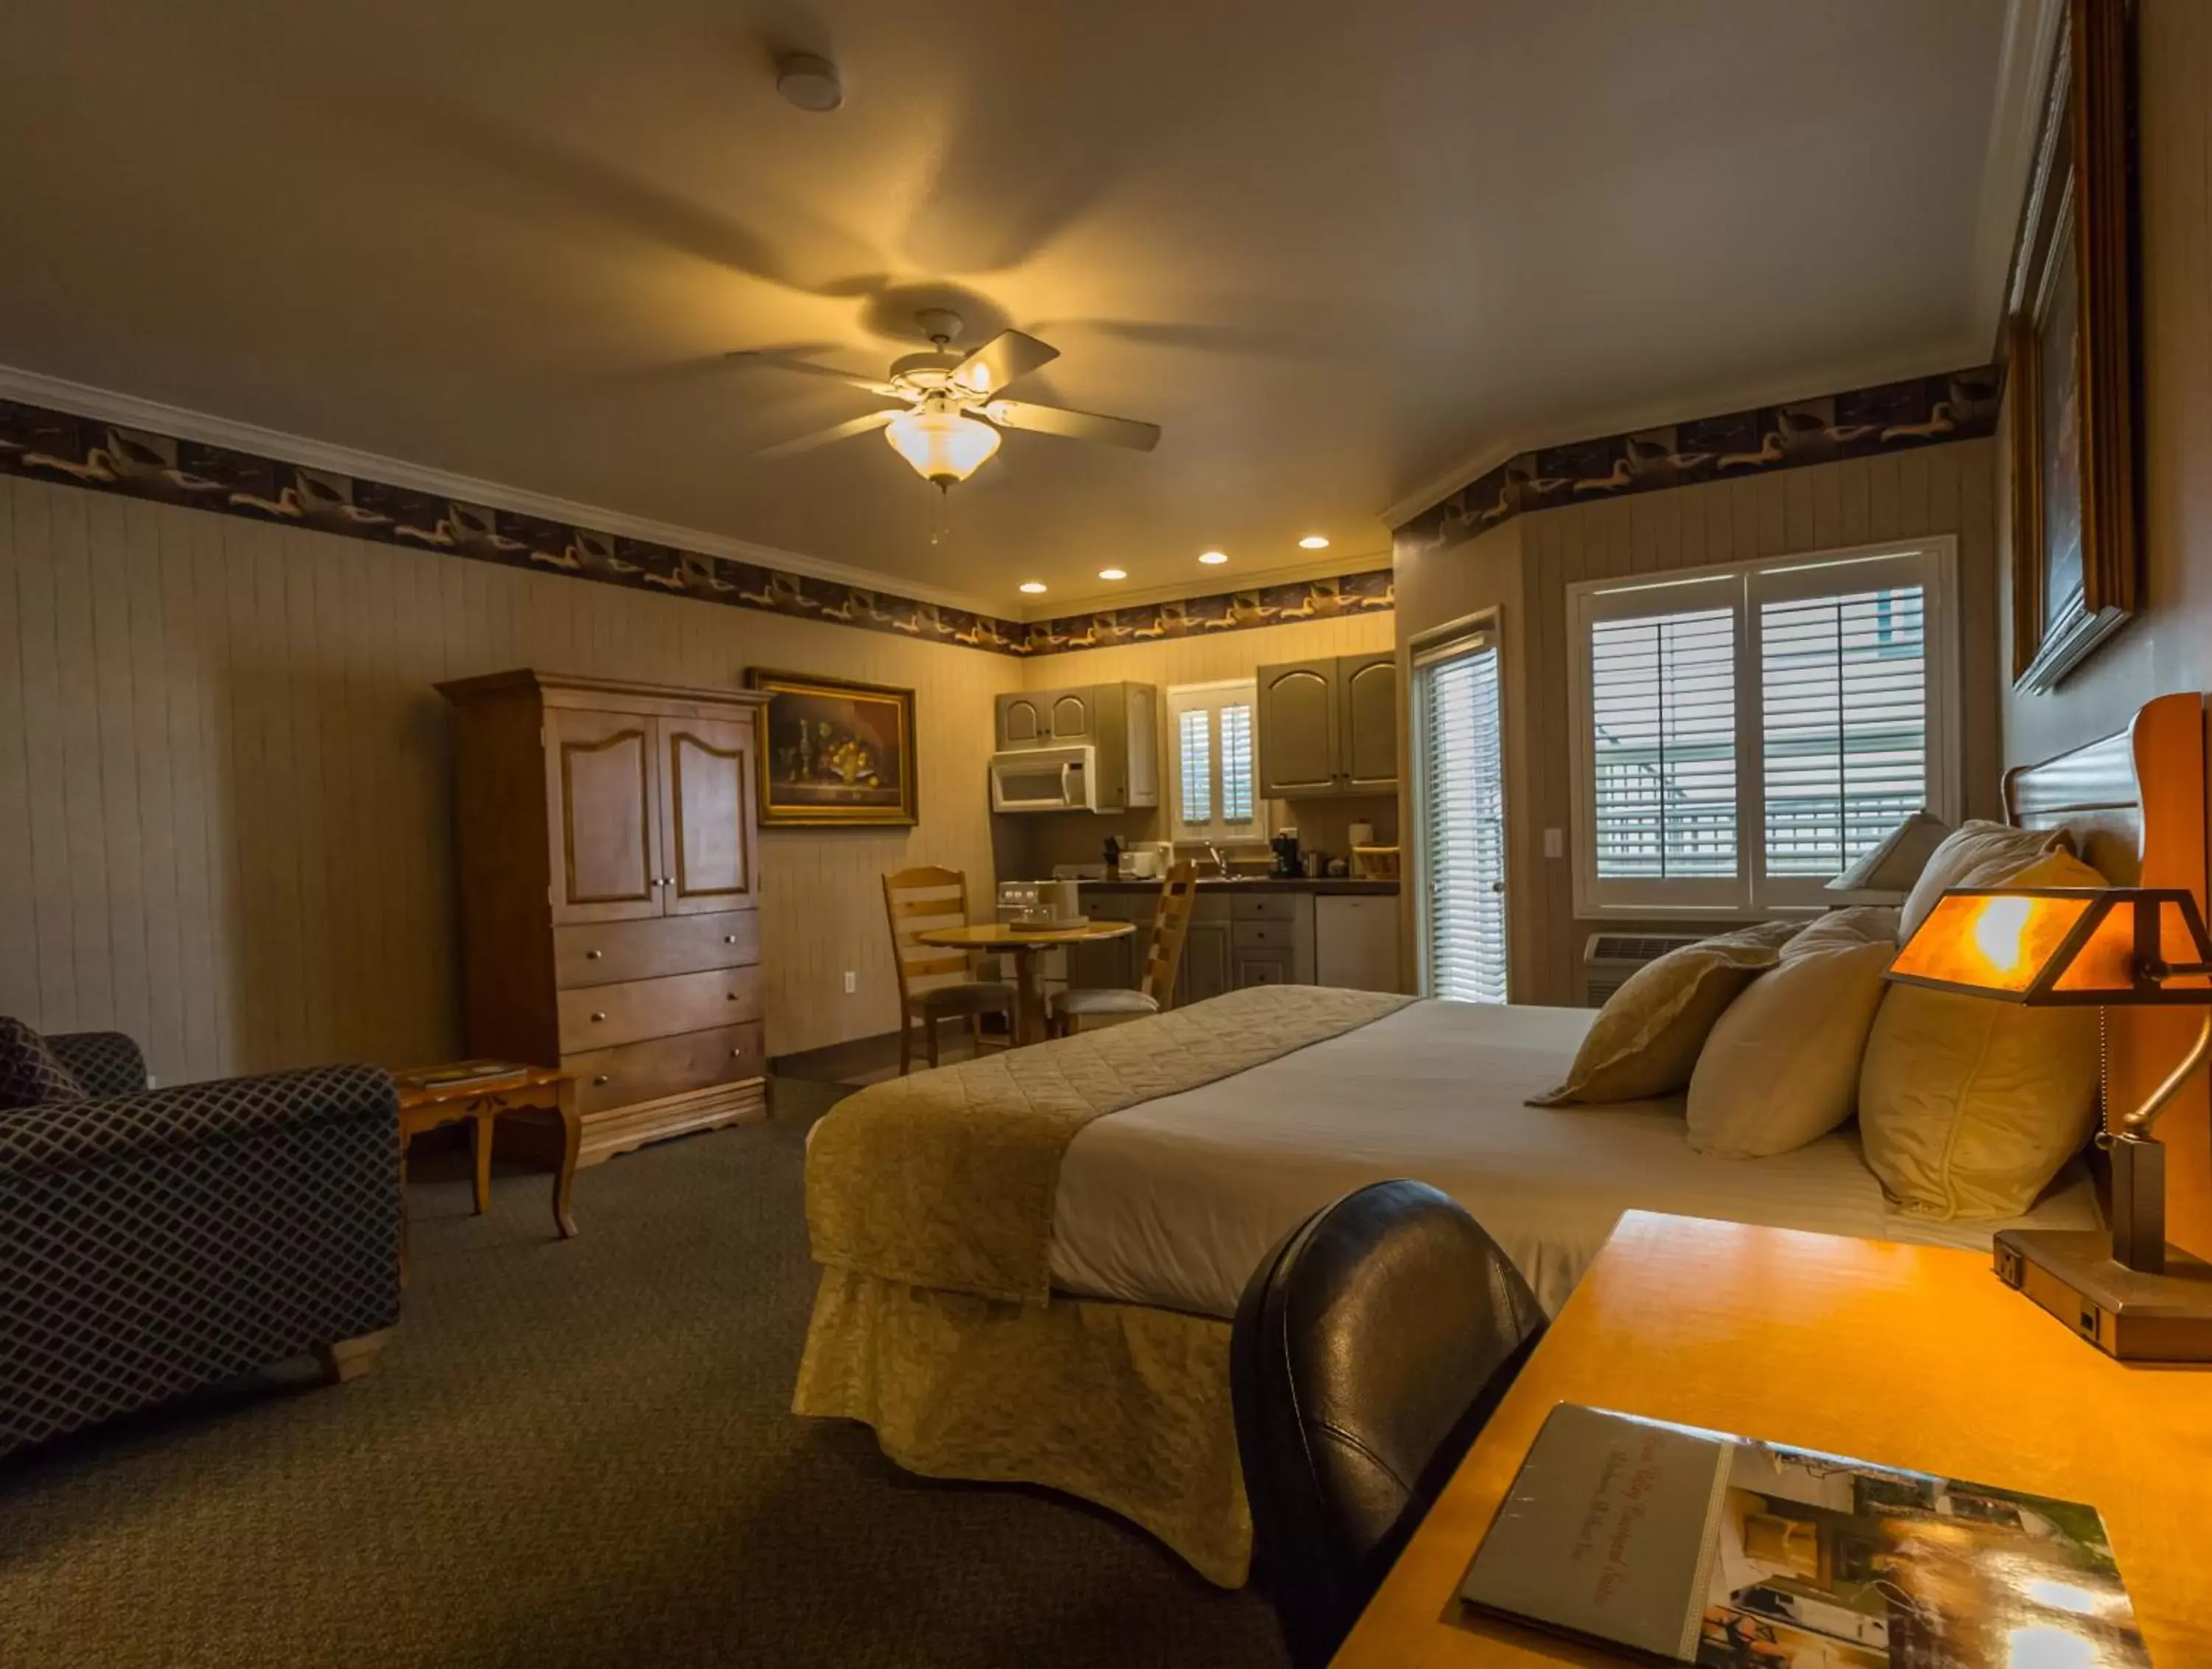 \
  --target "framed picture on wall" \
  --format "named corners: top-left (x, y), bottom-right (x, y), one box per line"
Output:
top-left (2007, 0), bottom-right (2137, 694)
top-left (745, 669), bottom-right (919, 827)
